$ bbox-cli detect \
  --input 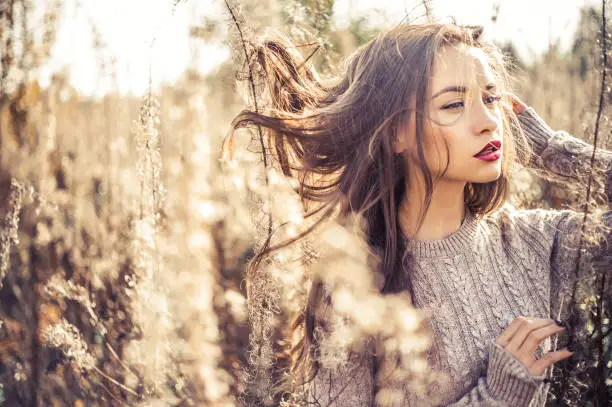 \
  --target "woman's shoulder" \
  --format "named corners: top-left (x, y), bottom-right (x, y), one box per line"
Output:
top-left (481, 202), bottom-right (576, 237)
top-left (473, 203), bottom-right (578, 266)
